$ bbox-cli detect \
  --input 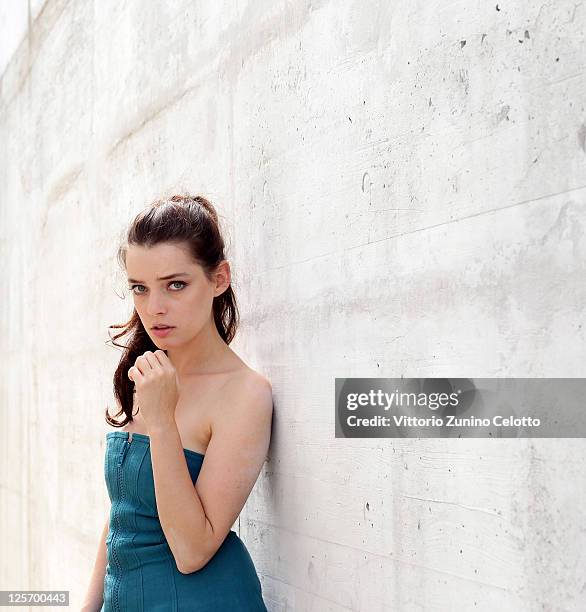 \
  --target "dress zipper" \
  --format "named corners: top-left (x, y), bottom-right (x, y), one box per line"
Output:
top-left (112, 432), bottom-right (133, 611)
top-left (117, 433), bottom-right (132, 466)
